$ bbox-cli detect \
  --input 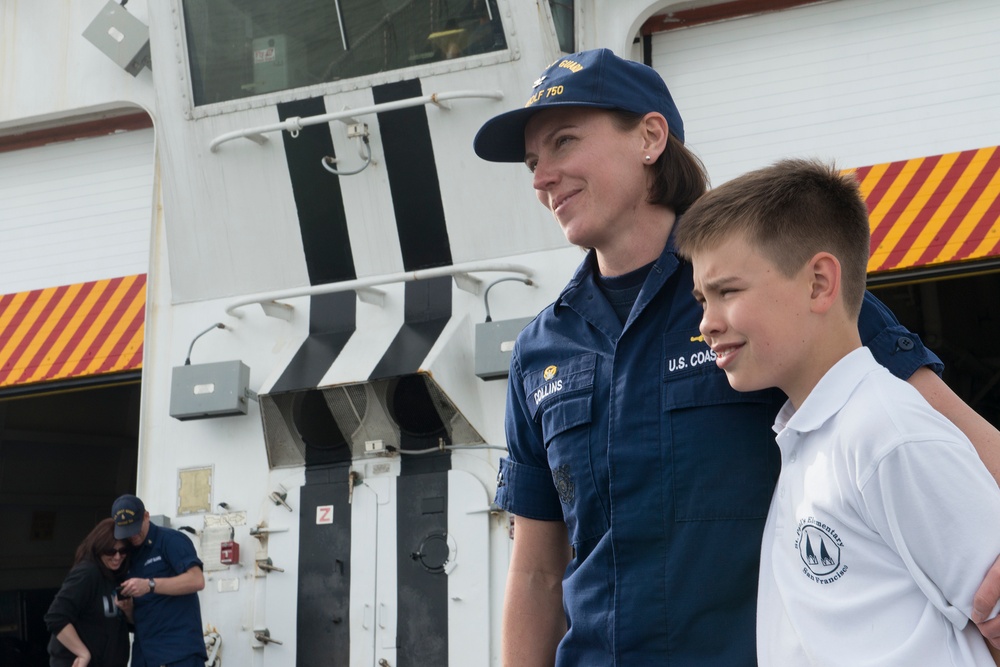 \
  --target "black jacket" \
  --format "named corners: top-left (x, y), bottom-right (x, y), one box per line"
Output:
top-left (44, 561), bottom-right (129, 667)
